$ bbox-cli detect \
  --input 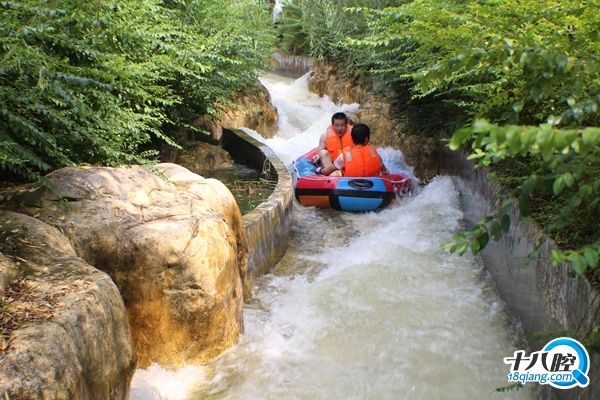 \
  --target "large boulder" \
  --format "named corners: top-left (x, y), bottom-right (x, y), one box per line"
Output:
top-left (1, 163), bottom-right (248, 368)
top-left (221, 82), bottom-right (279, 138)
top-left (174, 142), bottom-right (234, 175)
top-left (0, 211), bottom-right (136, 399)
